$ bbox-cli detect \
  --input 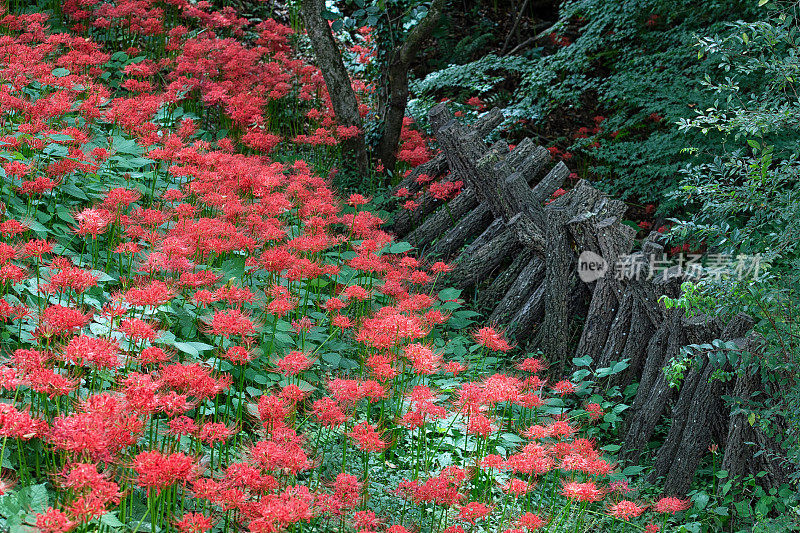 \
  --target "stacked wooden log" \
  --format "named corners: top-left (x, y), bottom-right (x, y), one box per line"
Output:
top-left (389, 103), bottom-right (790, 496)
